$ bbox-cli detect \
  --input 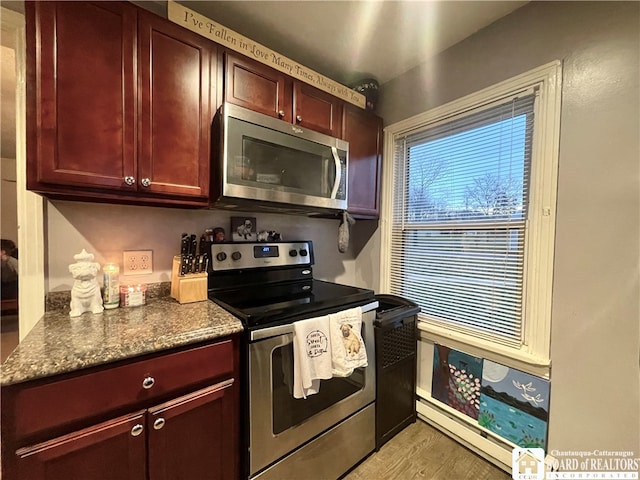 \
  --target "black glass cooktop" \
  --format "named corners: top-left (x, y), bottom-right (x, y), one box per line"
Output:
top-left (208, 279), bottom-right (374, 330)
